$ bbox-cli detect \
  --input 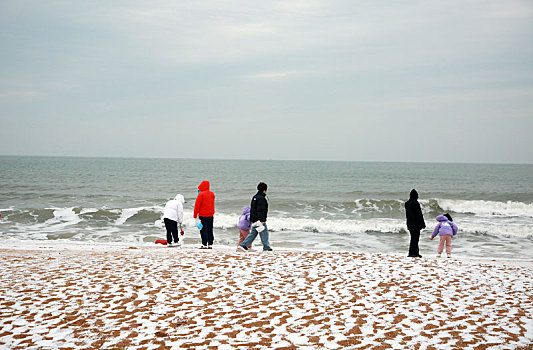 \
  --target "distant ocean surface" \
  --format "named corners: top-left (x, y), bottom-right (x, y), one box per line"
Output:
top-left (1, 156), bottom-right (532, 259)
